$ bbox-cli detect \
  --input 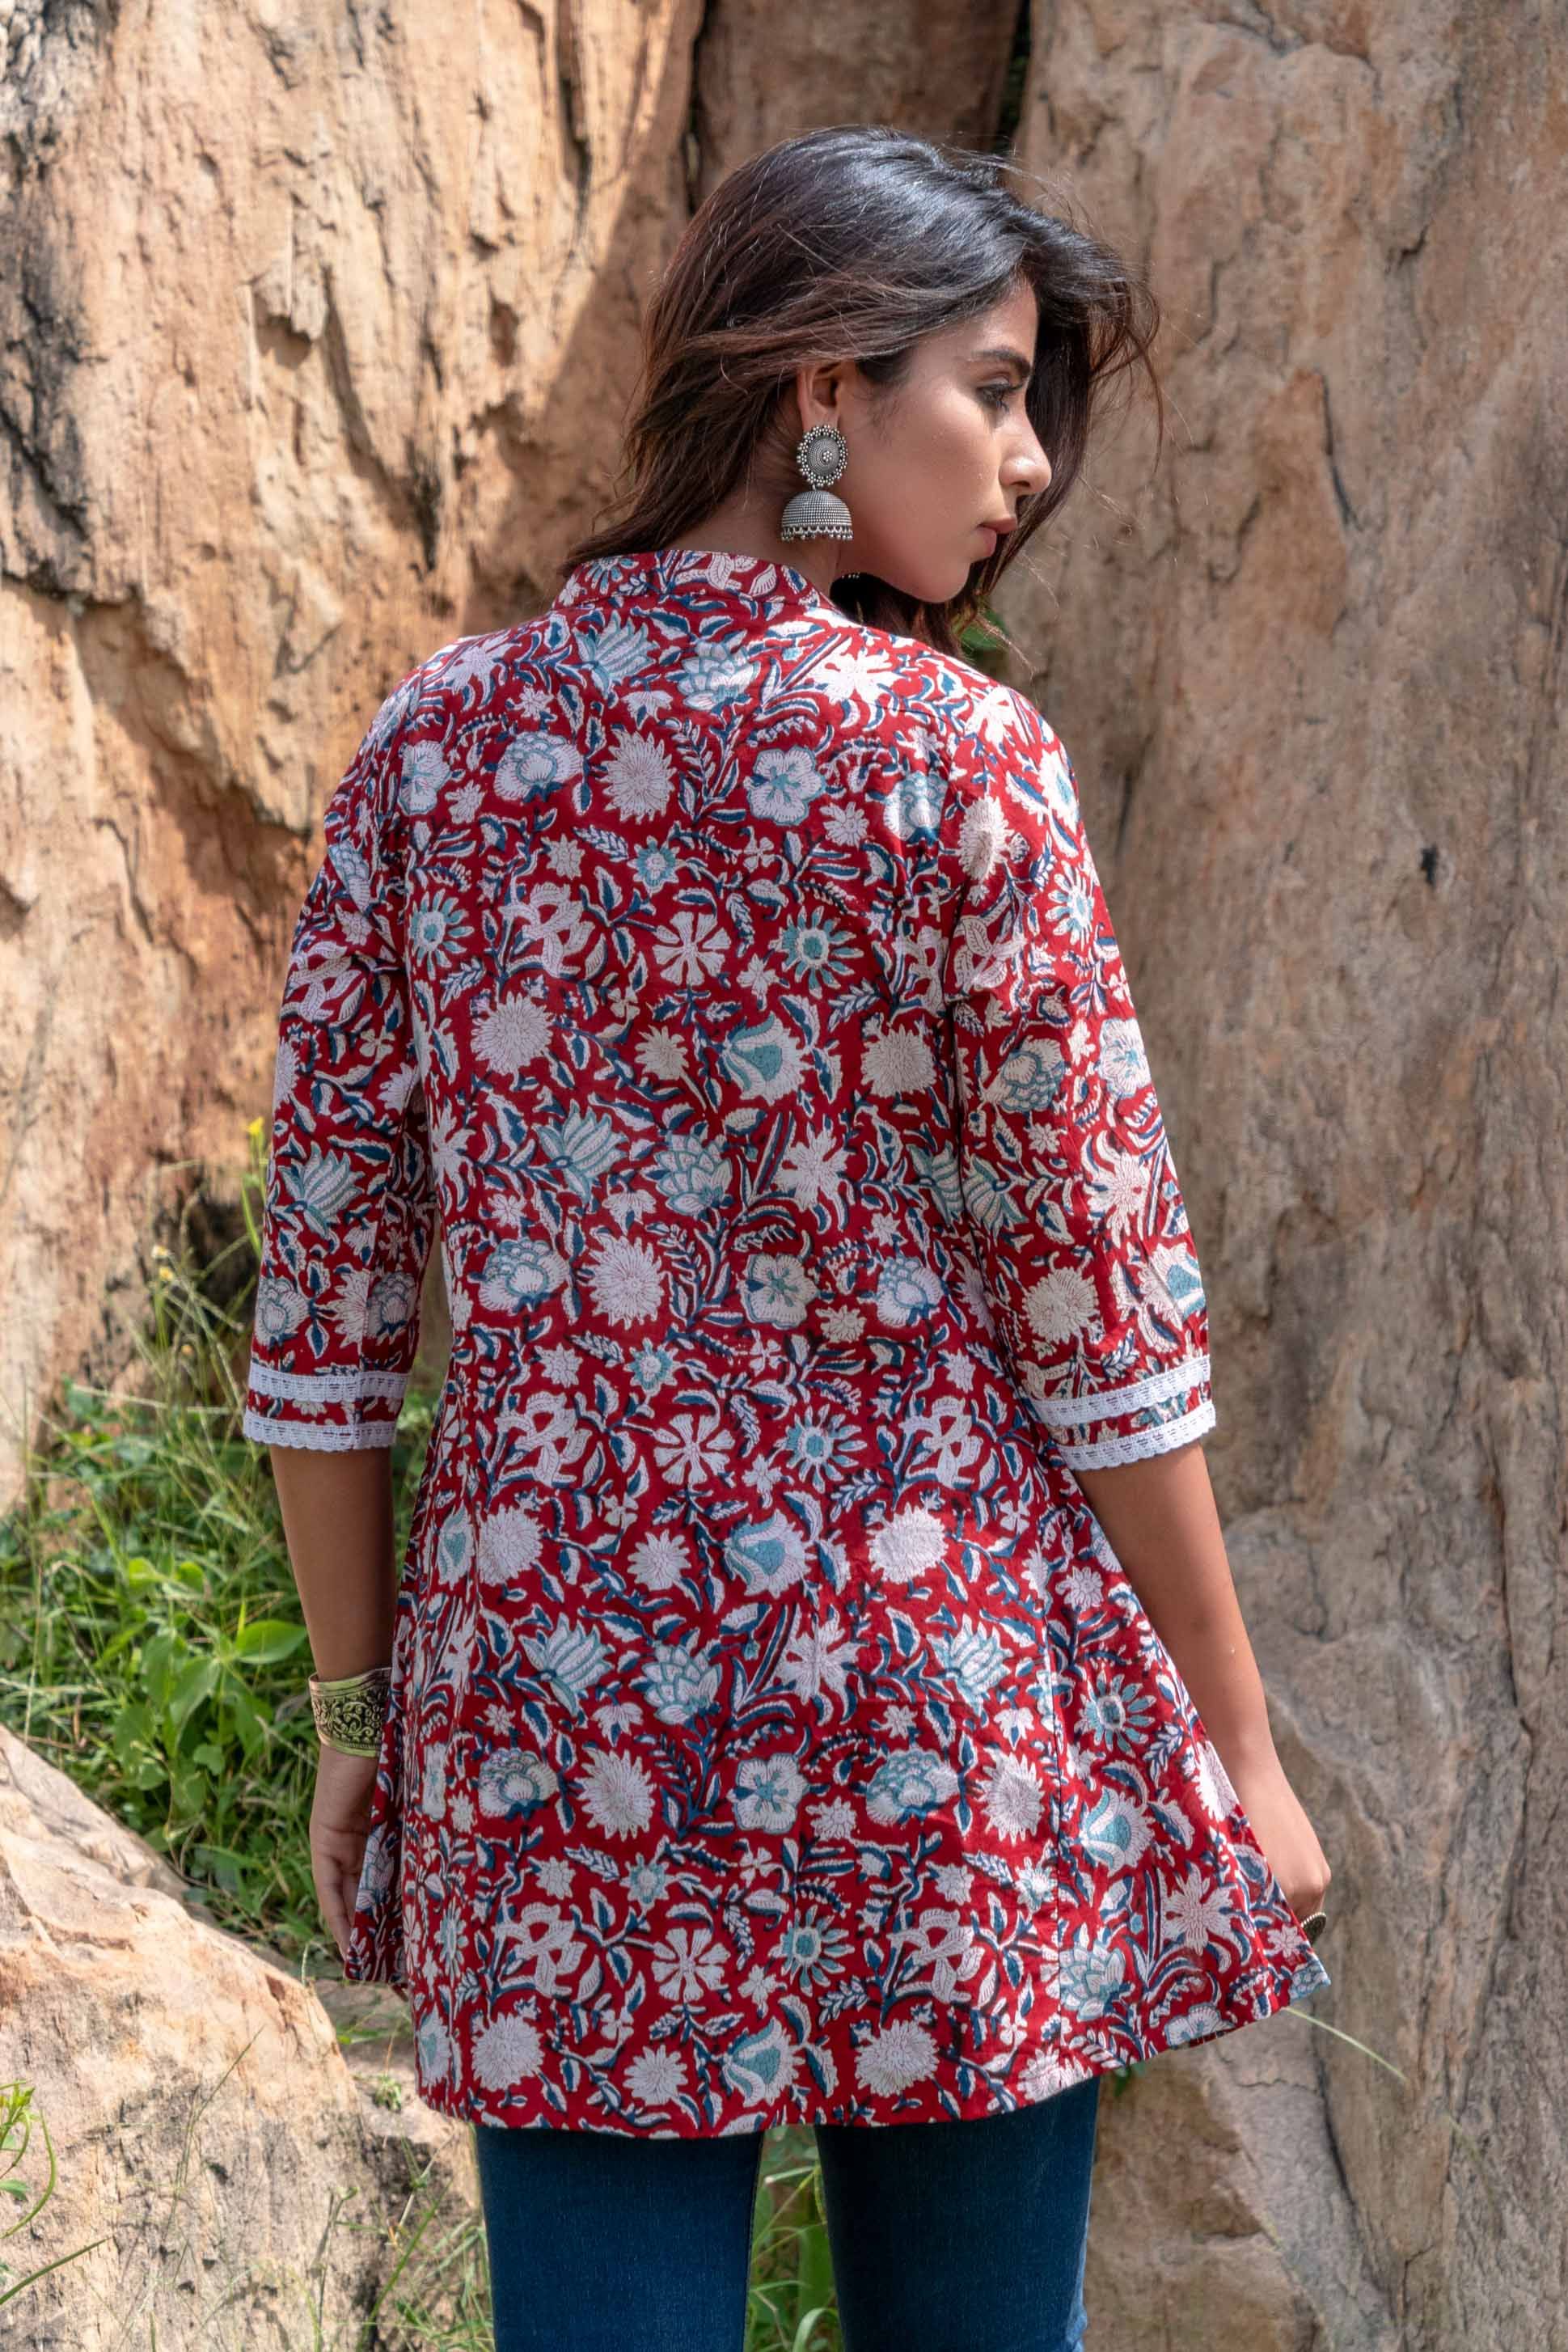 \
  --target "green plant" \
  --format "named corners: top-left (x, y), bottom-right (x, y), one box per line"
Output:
top-left (0, 2085), bottom-right (111, 2313)
top-left (0, 1127), bottom-right (430, 1967)
top-left (744, 2127), bottom-right (841, 2350)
